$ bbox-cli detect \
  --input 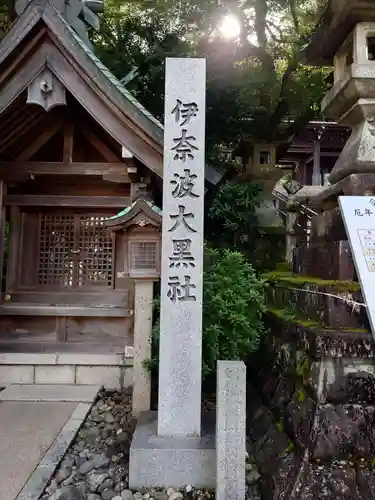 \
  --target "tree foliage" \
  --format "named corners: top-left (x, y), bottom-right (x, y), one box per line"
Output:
top-left (0, 0), bottom-right (332, 155)
top-left (149, 246), bottom-right (268, 378)
top-left (92, 0), bottom-right (331, 155)
top-left (206, 180), bottom-right (261, 253)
